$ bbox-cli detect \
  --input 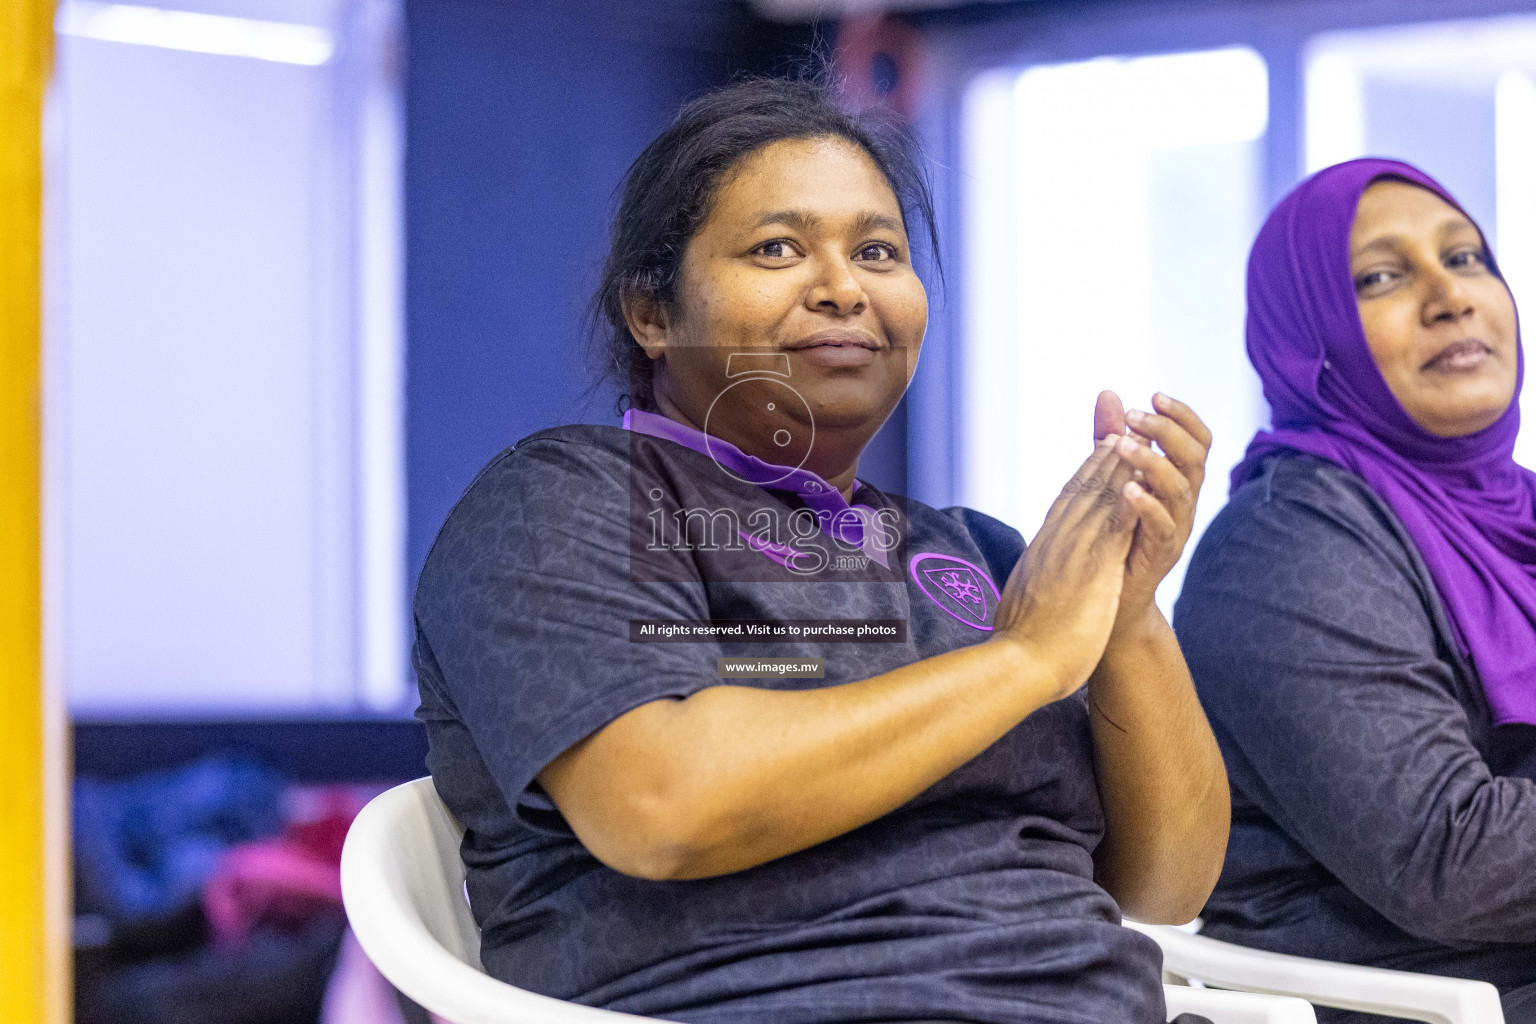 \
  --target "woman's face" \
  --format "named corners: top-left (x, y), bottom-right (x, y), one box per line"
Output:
top-left (1350, 180), bottom-right (1519, 437)
top-left (628, 136), bottom-right (927, 471)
